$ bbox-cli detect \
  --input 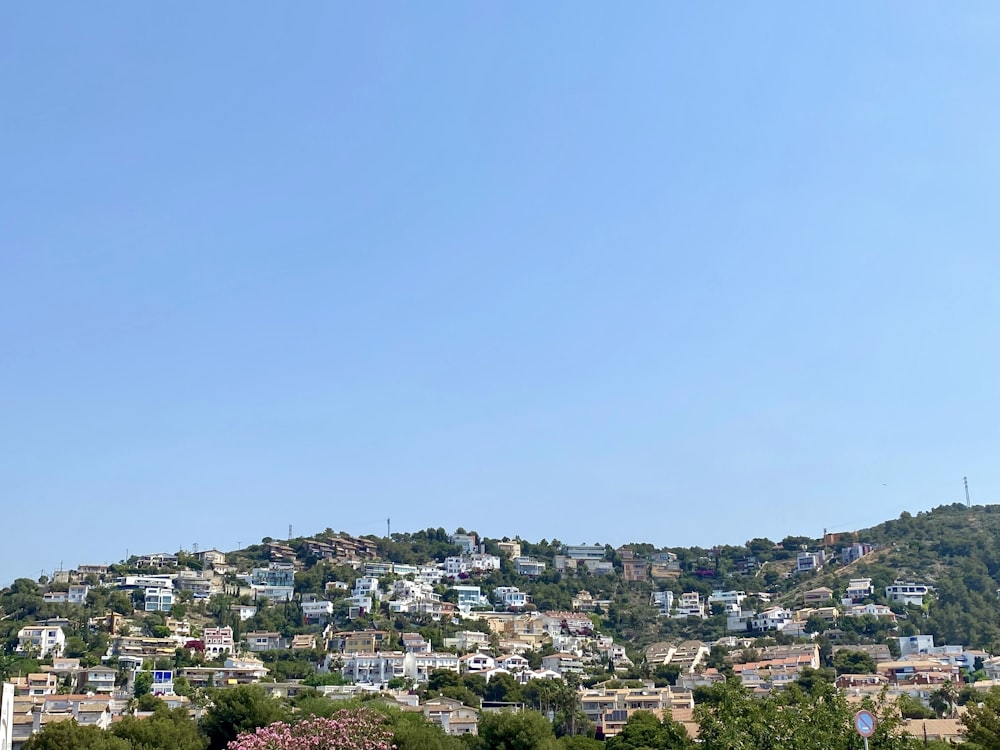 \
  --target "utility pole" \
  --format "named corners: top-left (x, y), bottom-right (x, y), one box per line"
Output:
top-left (387, 518), bottom-right (391, 538)
top-left (964, 477), bottom-right (971, 507)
